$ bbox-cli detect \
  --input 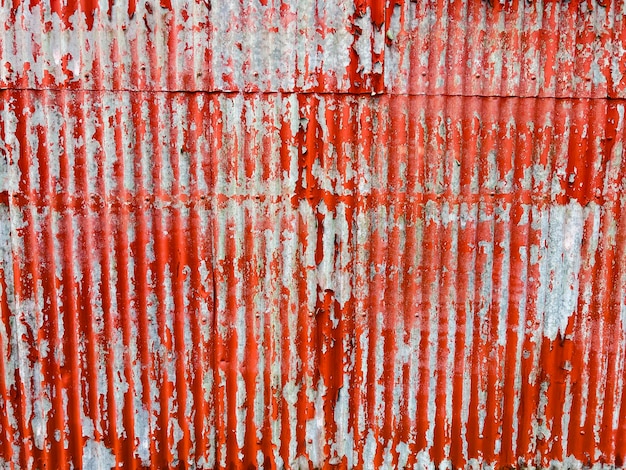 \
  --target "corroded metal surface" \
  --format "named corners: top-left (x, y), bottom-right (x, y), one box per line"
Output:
top-left (0, 1), bottom-right (626, 469)
top-left (1, 1), bottom-right (625, 96)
